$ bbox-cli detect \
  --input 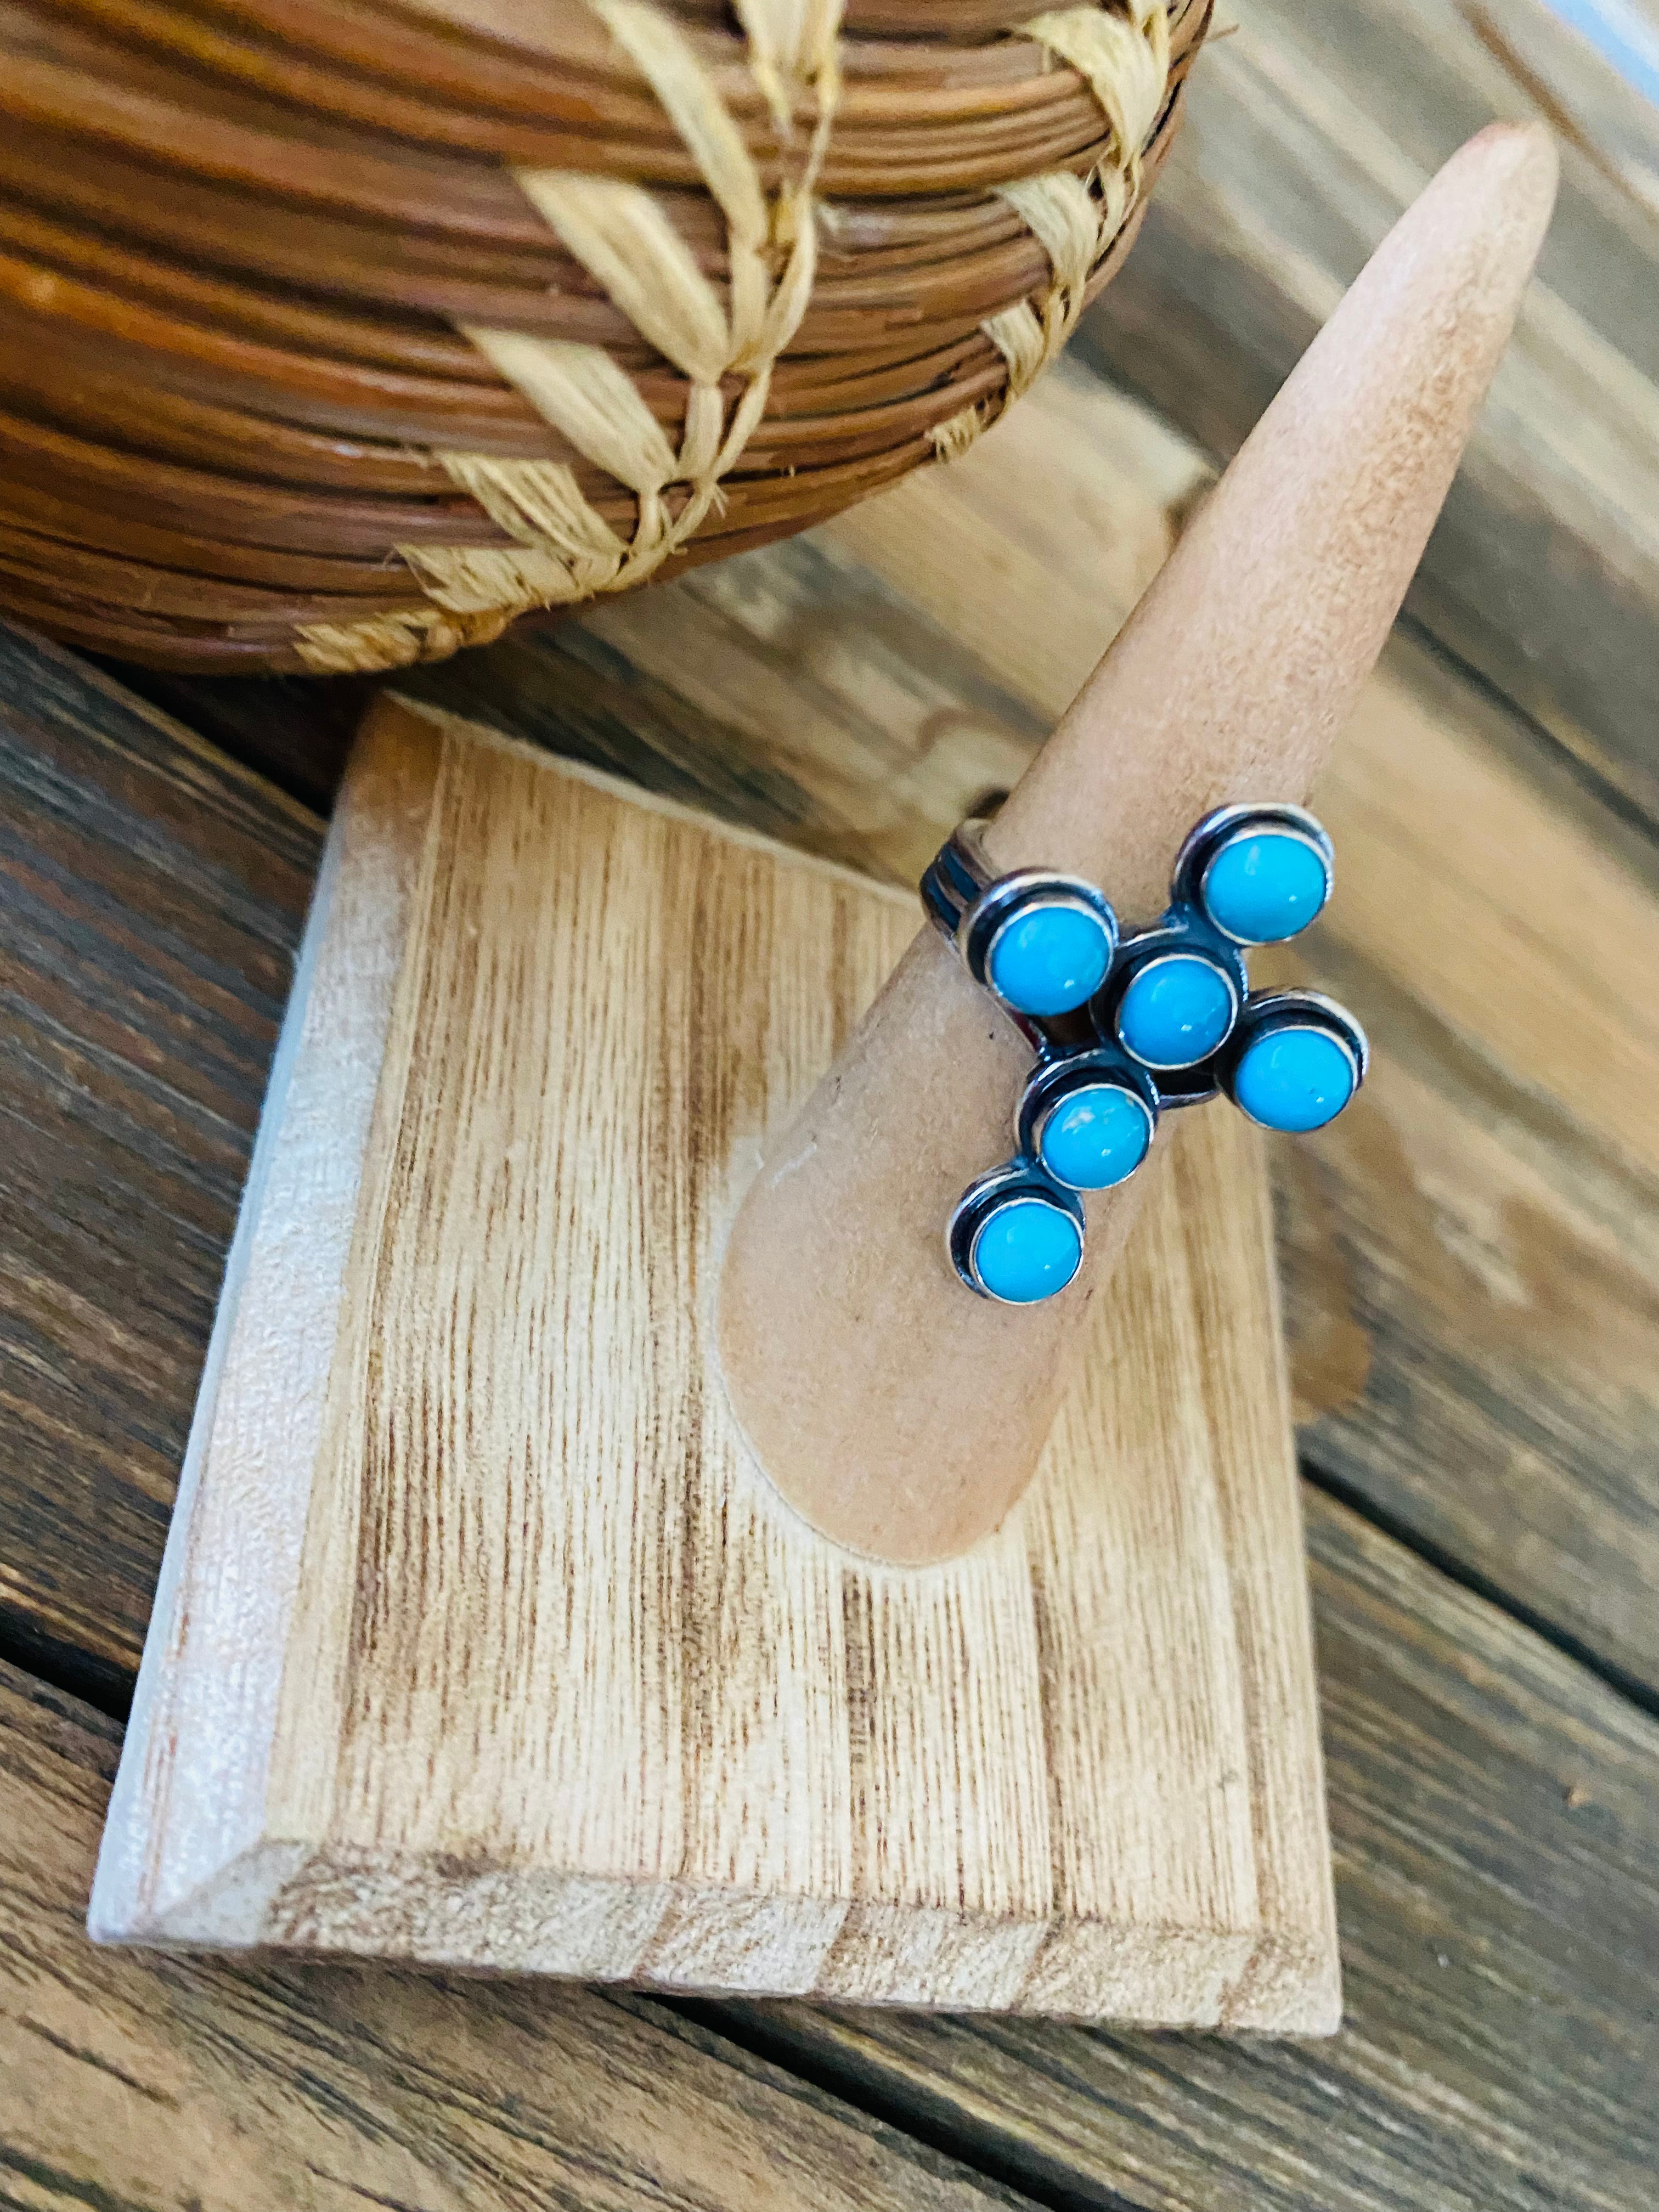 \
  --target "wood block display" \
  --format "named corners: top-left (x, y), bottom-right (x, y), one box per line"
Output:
top-left (89, 696), bottom-right (1339, 2029)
